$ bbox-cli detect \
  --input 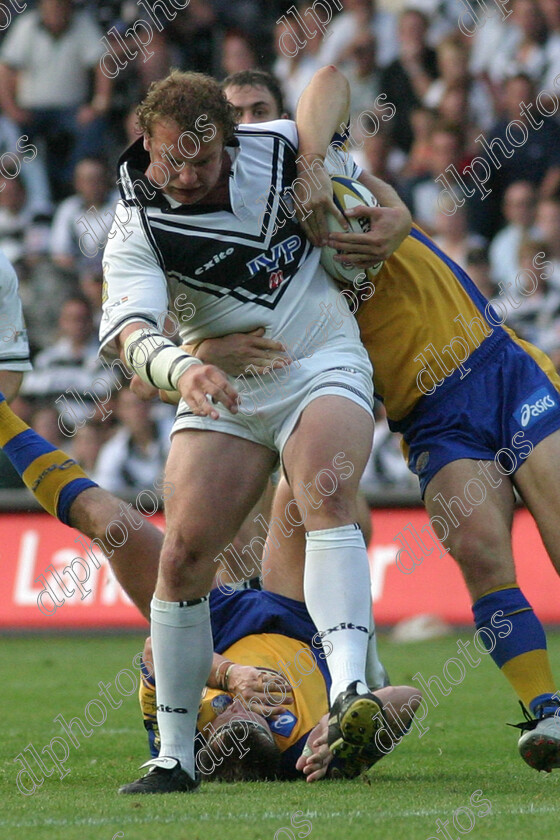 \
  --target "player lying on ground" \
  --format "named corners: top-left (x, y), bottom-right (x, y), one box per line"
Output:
top-left (100, 68), bottom-right (398, 795)
top-left (139, 625), bottom-right (420, 784)
top-left (0, 391), bottom-right (421, 784)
